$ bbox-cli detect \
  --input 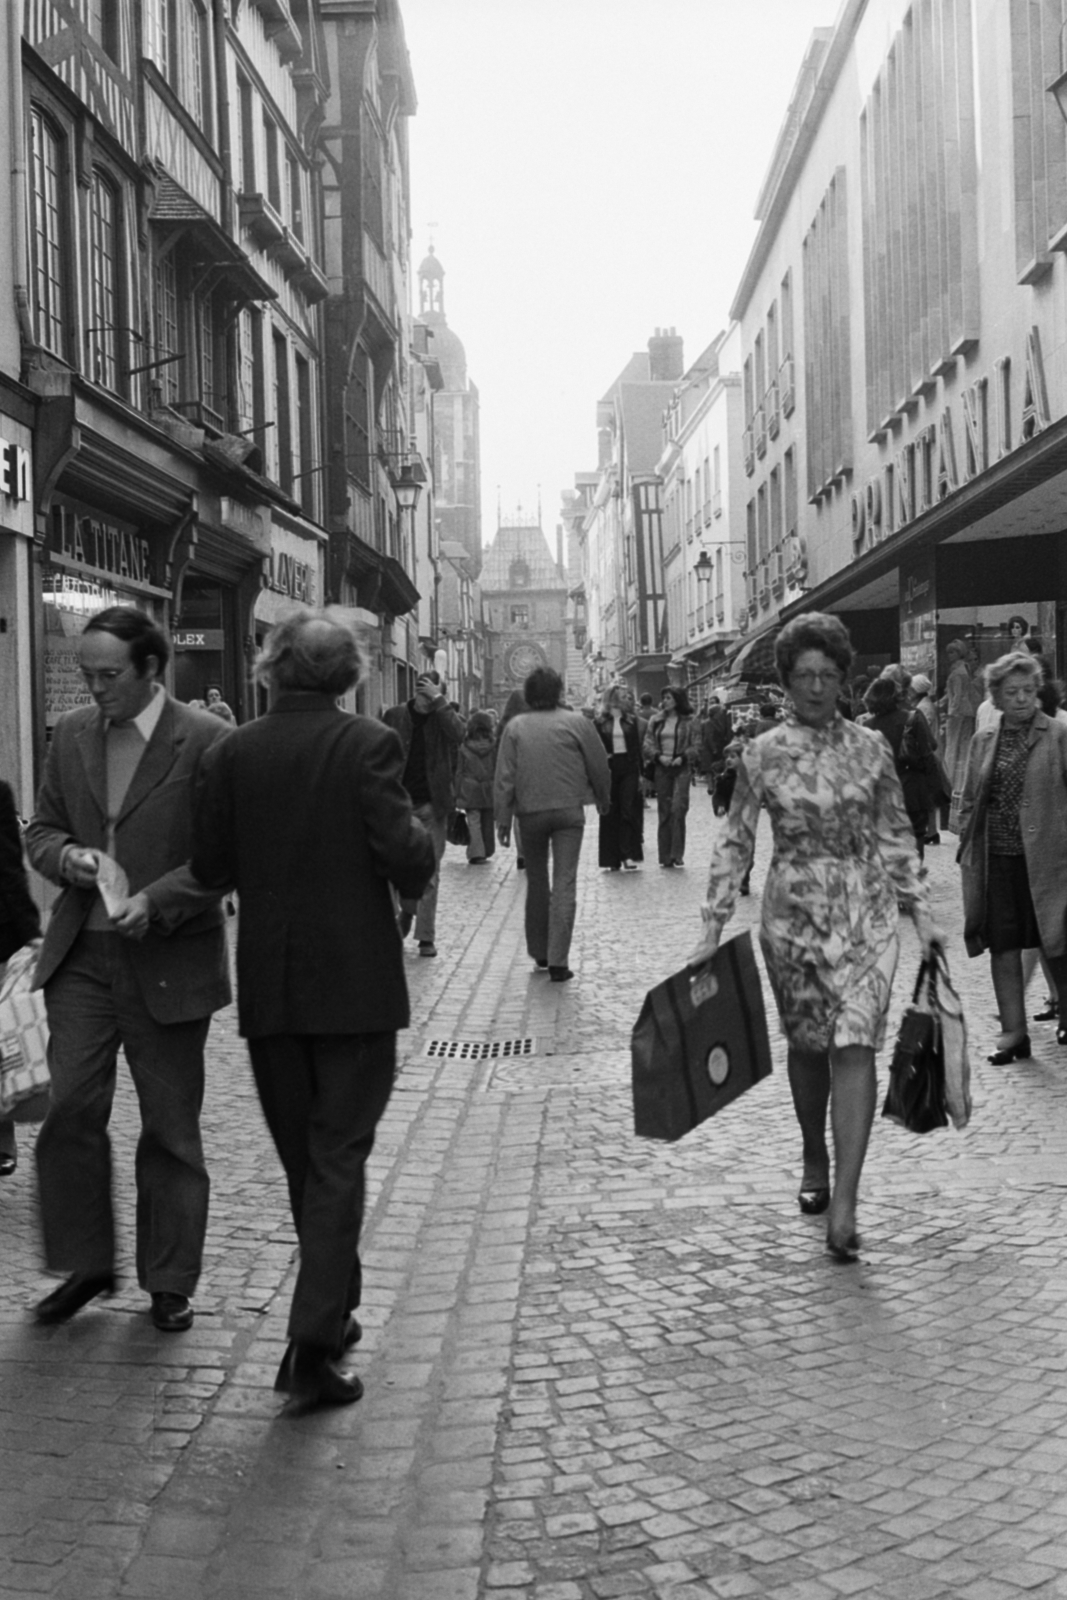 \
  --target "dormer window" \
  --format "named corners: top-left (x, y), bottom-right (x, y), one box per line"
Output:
top-left (509, 559), bottom-right (530, 588)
